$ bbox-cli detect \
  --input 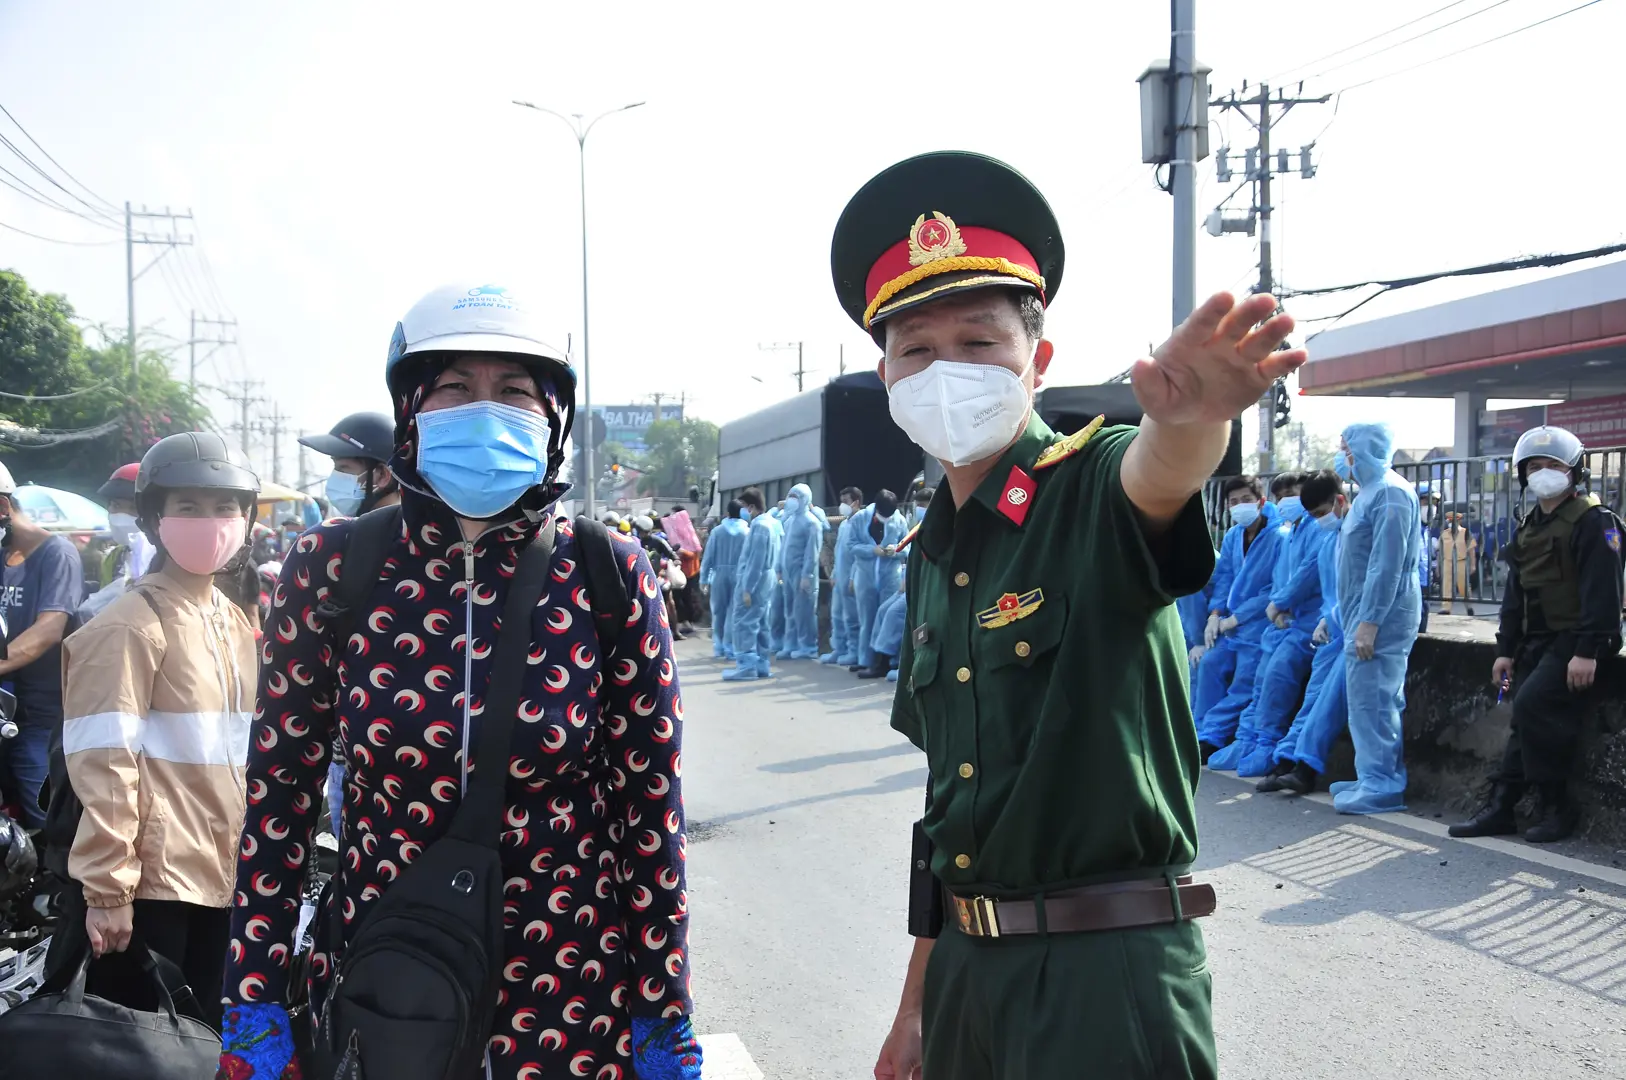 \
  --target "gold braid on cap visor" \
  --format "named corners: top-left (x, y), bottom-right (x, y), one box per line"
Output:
top-left (864, 256), bottom-right (1045, 328)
